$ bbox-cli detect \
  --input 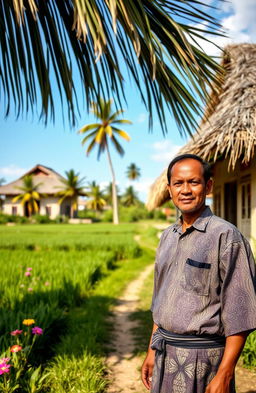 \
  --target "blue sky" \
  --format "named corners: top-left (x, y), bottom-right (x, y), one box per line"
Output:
top-left (1, 0), bottom-right (256, 202)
